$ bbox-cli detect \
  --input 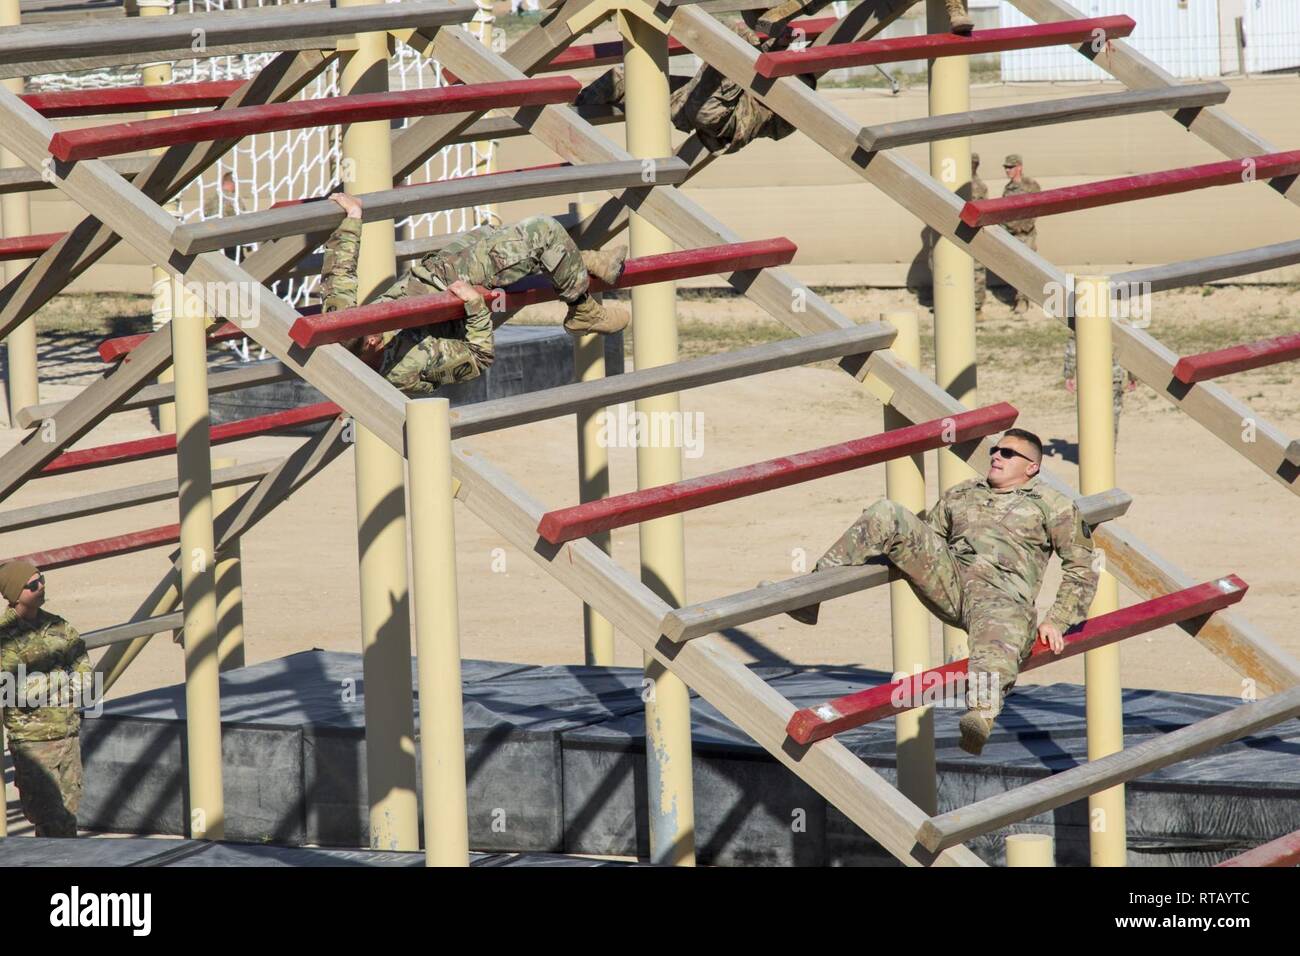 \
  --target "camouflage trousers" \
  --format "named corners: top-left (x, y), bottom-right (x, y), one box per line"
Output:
top-left (816, 500), bottom-right (1038, 710)
top-left (1063, 336), bottom-right (1129, 442)
top-left (10, 734), bottom-right (82, 837)
top-left (1009, 230), bottom-right (1036, 309)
